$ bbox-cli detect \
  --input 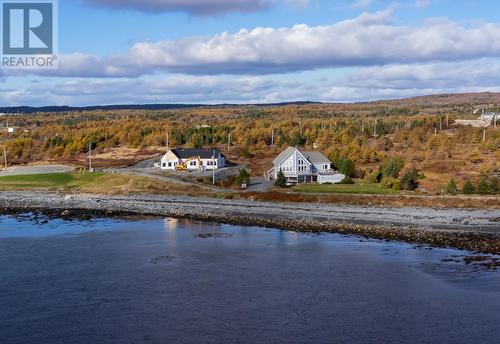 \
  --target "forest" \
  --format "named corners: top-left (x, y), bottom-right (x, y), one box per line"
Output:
top-left (0, 99), bottom-right (498, 195)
